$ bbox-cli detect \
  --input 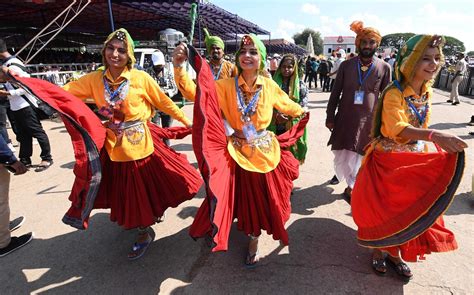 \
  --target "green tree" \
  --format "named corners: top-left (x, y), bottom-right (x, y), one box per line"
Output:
top-left (467, 51), bottom-right (474, 57)
top-left (443, 36), bottom-right (465, 58)
top-left (293, 28), bottom-right (323, 55)
top-left (380, 33), bottom-right (415, 49)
